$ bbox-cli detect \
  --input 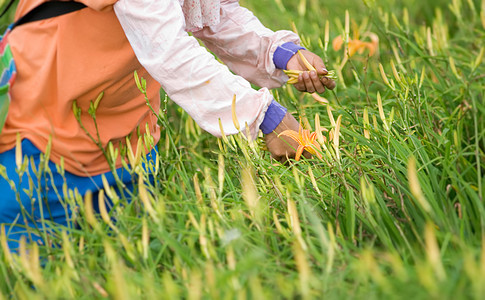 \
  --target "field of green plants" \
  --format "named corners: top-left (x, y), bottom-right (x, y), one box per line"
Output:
top-left (1, 0), bottom-right (485, 298)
